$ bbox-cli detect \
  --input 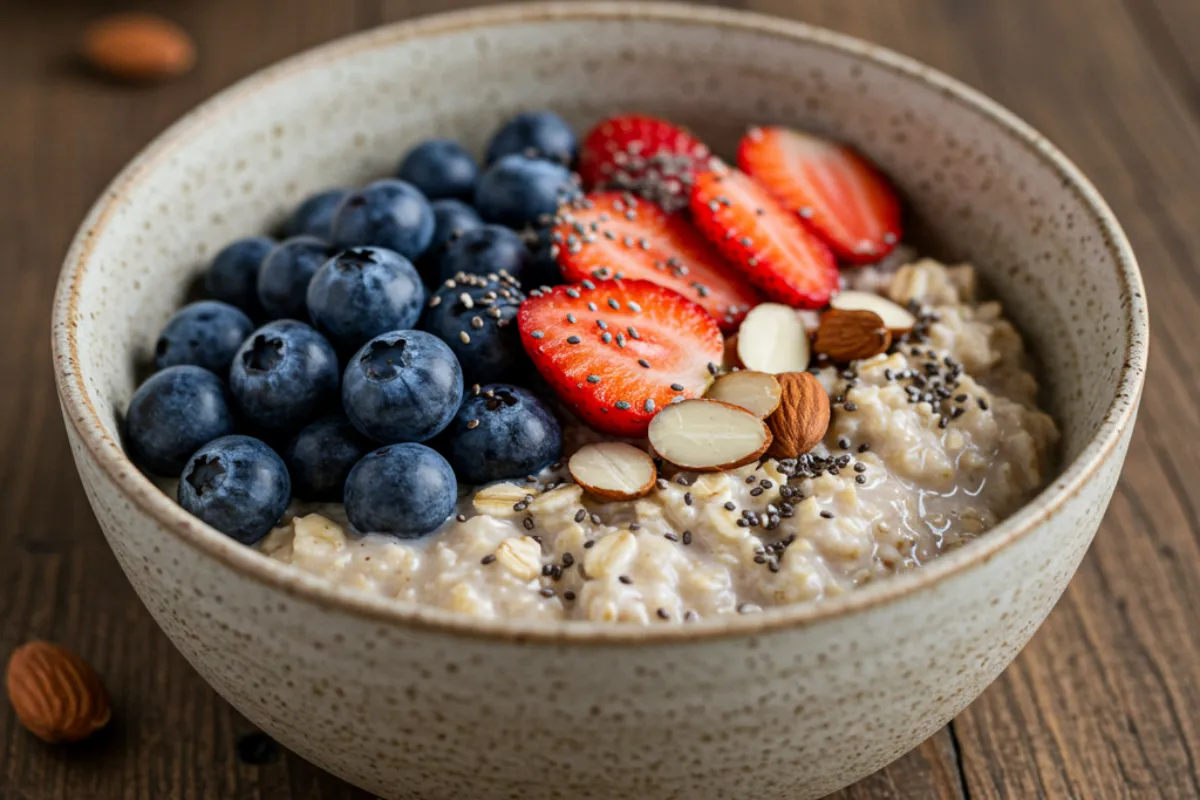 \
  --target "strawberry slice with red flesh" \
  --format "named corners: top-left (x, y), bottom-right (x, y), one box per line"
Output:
top-left (552, 191), bottom-right (762, 332)
top-left (689, 167), bottom-right (839, 309)
top-left (578, 115), bottom-right (713, 212)
top-left (738, 126), bottom-right (902, 264)
top-left (518, 279), bottom-right (723, 437)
